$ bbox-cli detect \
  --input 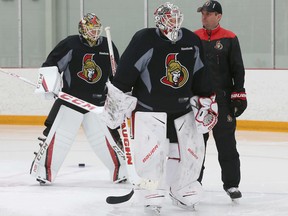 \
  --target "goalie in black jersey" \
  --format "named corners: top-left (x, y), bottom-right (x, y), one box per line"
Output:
top-left (102, 2), bottom-right (218, 213)
top-left (30, 13), bottom-right (127, 185)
